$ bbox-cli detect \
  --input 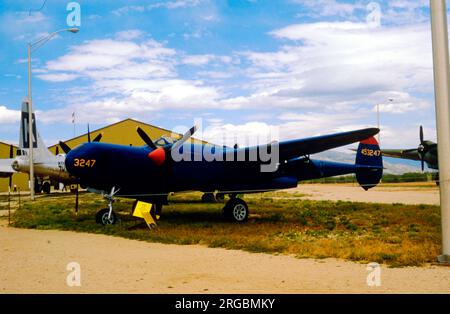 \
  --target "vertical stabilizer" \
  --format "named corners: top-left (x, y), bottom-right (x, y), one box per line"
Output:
top-left (355, 136), bottom-right (383, 190)
top-left (19, 98), bottom-right (55, 162)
